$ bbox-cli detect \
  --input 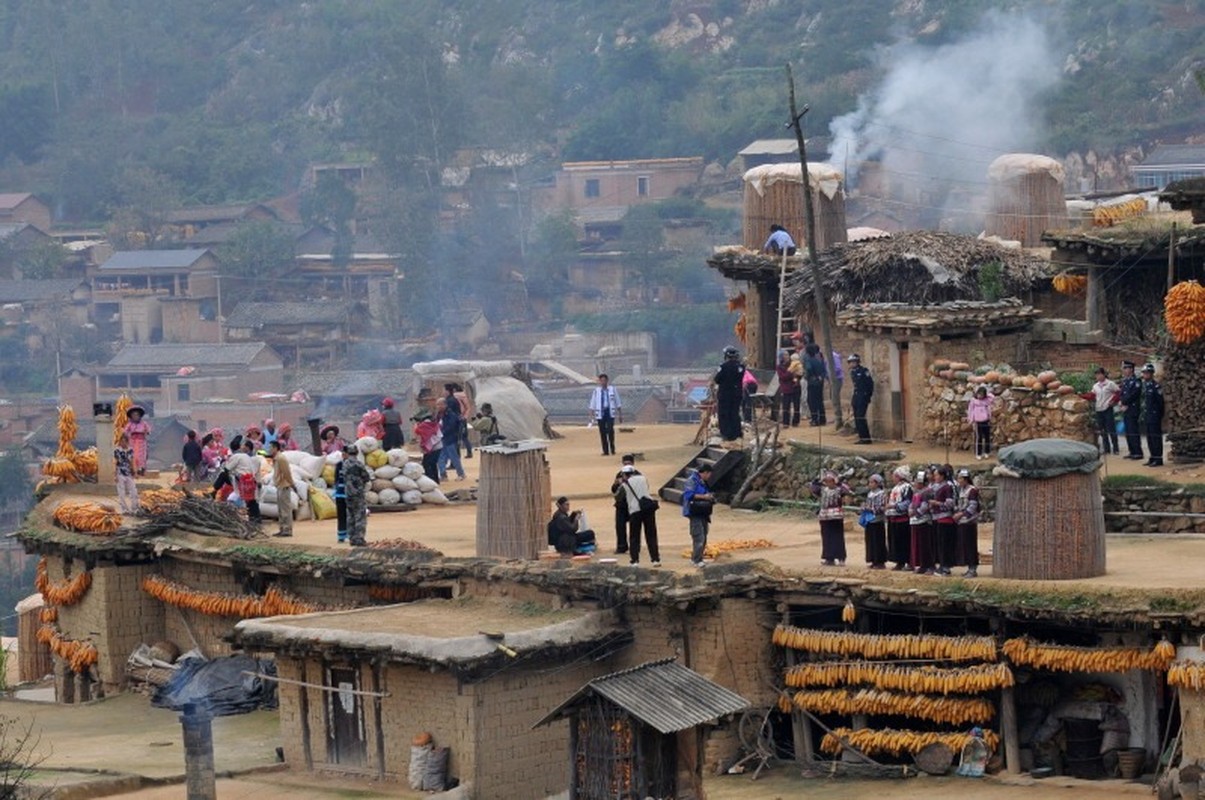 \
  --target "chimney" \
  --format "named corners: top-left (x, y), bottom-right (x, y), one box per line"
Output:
top-left (305, 416), bottom-right (324, 456)
top-left (180, 703), bottom-right (217, 800)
